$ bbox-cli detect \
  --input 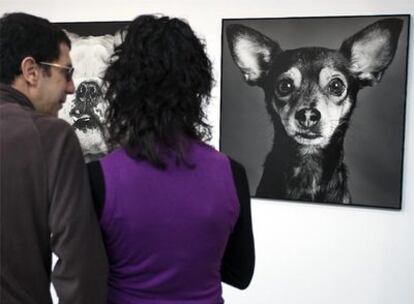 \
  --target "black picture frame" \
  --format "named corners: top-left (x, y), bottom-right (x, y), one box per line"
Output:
top-left (220, 15), bottom-right (410, 209)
